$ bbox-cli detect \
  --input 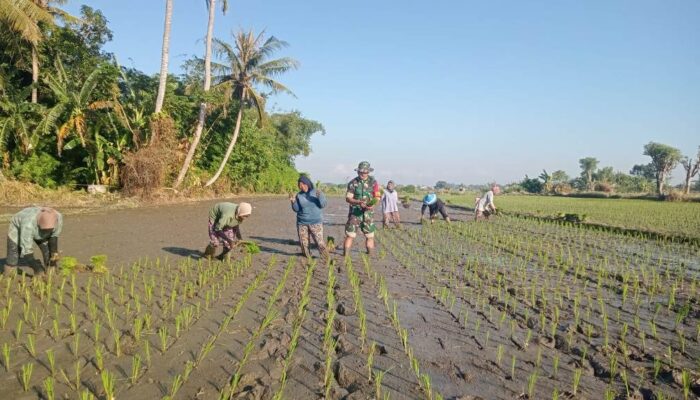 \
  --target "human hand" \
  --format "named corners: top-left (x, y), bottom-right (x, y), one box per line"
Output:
top-left (49, 253), bottom-right (60, 267)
